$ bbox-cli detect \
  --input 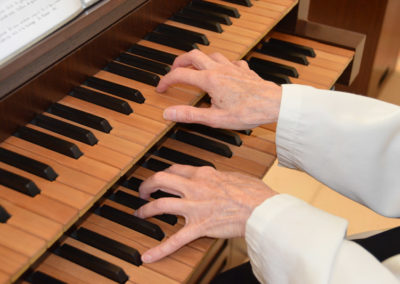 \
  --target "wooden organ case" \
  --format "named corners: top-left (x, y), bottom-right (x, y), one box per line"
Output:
top-left (0, 0), bottom-right (365, 283)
